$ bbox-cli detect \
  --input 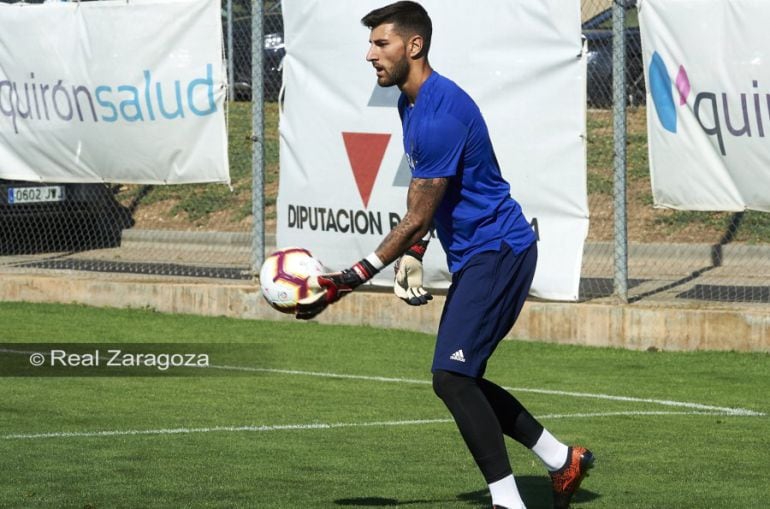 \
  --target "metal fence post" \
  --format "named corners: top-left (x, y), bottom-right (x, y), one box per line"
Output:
top-left (226, 0), bottom-right (234, 101)
top-left (612, 0), bottom-right (629, 303)
top-left (251, 0), bottom-right (265, 275)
